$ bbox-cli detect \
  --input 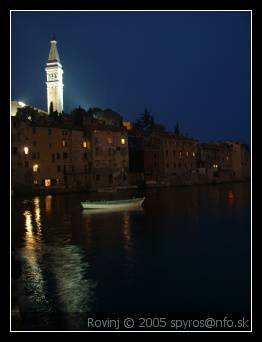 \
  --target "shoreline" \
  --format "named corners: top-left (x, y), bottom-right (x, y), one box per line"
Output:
top-left (11, 179), bottom-right (251, 198)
